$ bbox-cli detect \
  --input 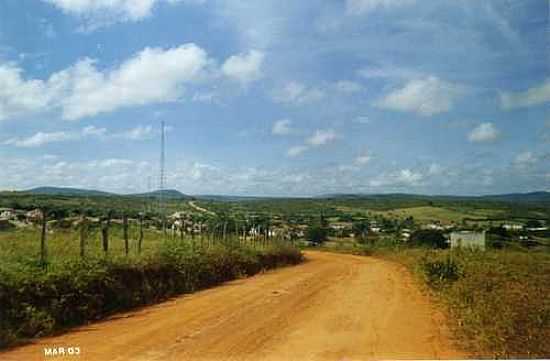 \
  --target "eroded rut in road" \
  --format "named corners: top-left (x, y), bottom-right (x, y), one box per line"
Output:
top-left (1, 251), bottom-right (465, 361)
